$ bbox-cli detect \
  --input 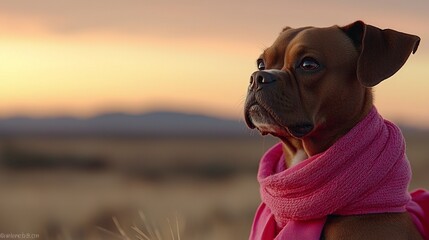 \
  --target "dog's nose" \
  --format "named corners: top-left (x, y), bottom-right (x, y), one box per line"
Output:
top-left (249, 71), bottom-right (277, 90)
